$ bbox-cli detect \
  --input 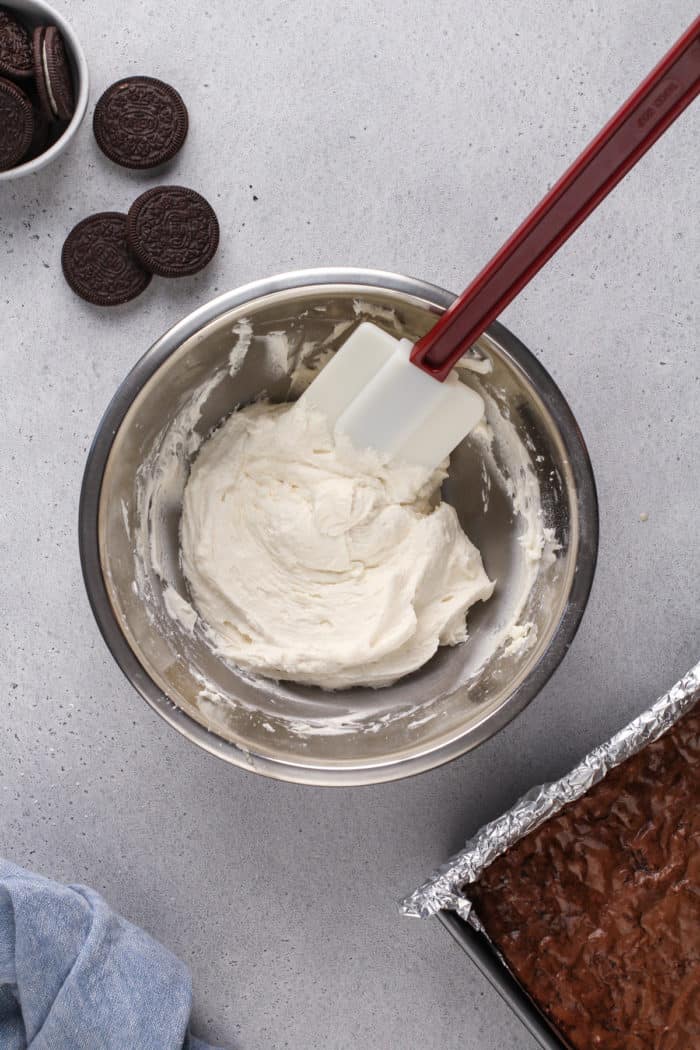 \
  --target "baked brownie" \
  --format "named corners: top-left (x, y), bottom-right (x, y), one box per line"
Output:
top-left (467, 699), bottom-right (700, 1050)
